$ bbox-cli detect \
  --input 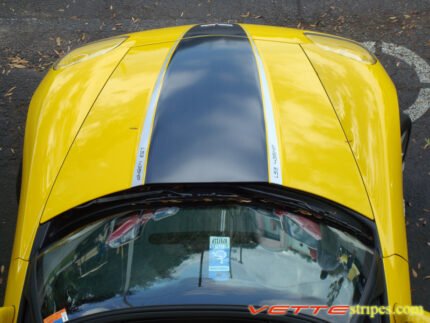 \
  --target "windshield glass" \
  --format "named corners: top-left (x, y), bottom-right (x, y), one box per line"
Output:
top-left (36, 205), bottom-right (374, 321)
